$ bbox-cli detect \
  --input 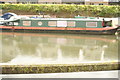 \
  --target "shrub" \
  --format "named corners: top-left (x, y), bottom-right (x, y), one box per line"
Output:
top-left (0, 4), bottom-right (119, 17)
